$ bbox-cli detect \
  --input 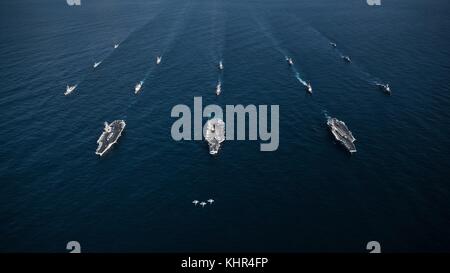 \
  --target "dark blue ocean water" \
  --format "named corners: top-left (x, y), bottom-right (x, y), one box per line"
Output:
top-left (1, 0), bottom-right (450, 252)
